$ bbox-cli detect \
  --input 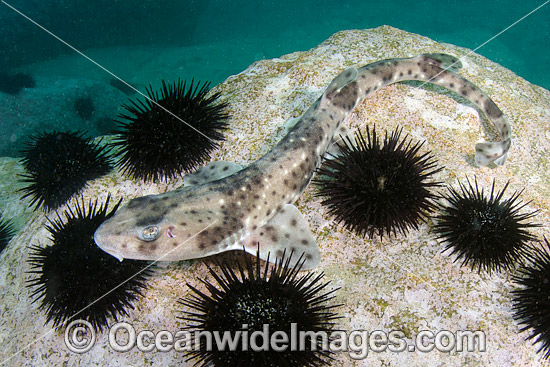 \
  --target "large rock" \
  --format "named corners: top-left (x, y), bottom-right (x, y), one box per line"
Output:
top-left (1, 26), bottom-right (549, 366)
